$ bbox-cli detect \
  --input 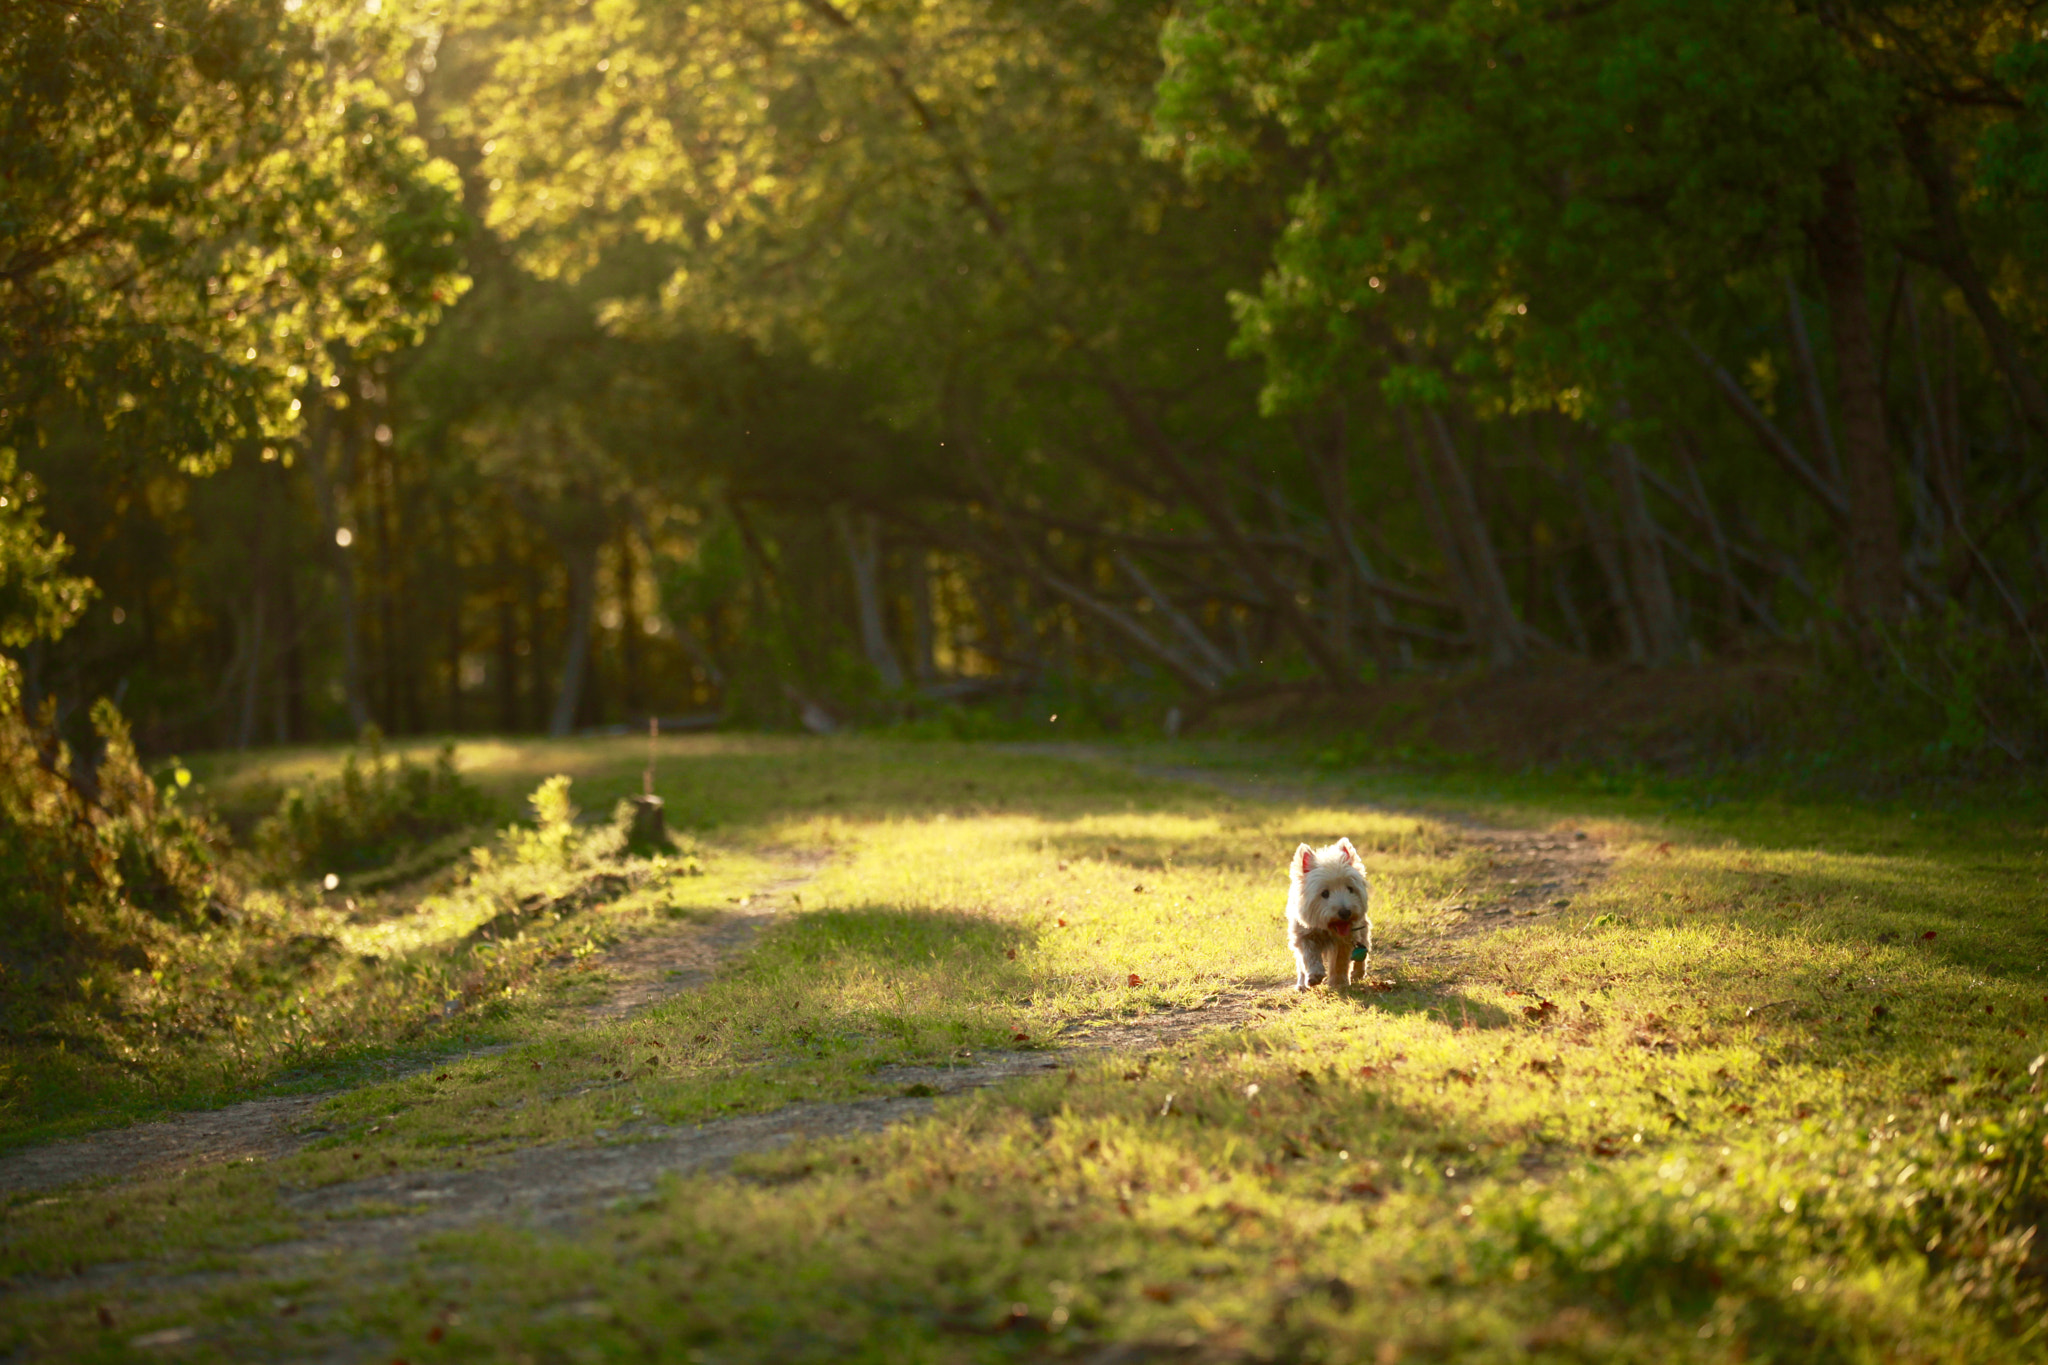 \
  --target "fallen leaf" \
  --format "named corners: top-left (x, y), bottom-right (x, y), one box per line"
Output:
top-left (1132, 883), bottom-right (1146, 894)
top-left (1057, 918), bottom-right (1067, 927)
top-left (1141, 1284), bottom-right (1177, 1304)
top-left (1128, 973), bottom-right (1143, 987)
top-left (1012, 1030), bottom-right (1029, 1041)
top-left (1727, 1103), bottom-right (1752, 1117)
top-left (426, 1326), bottom-right (445, 1343)
top-left (1653, 842), bottom-right (1674, 857)
top-left (1005, 948), bottom-right (1017, 960)
top-left (96, 1305), bottom-right (114, 1328)
top-left (1346, 1179), bottom-right (1384, 1199)
top-left (1922, 931), bottom-right (1937, 941)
